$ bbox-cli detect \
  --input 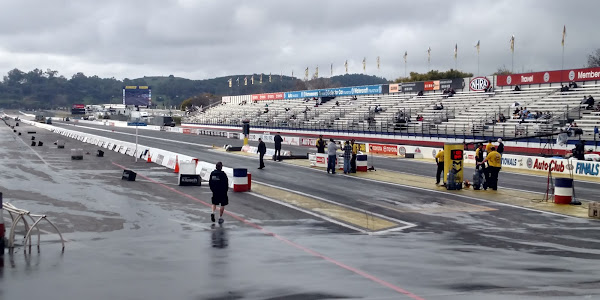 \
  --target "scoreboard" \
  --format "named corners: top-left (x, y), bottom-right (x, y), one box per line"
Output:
top-left (123, 86), bottom-right (151, 106)
top-left (71, 104), bottom-right (86, 115)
